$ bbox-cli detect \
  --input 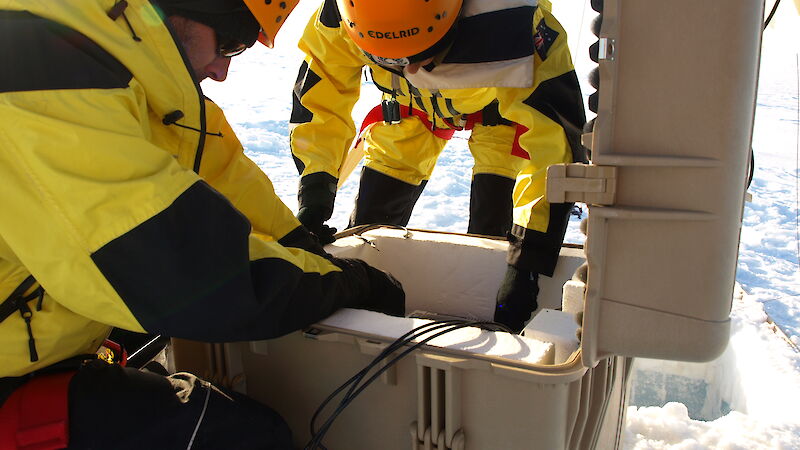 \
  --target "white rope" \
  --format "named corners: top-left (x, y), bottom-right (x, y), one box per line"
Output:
top-left (186, 381), bottom-right (212, 450)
